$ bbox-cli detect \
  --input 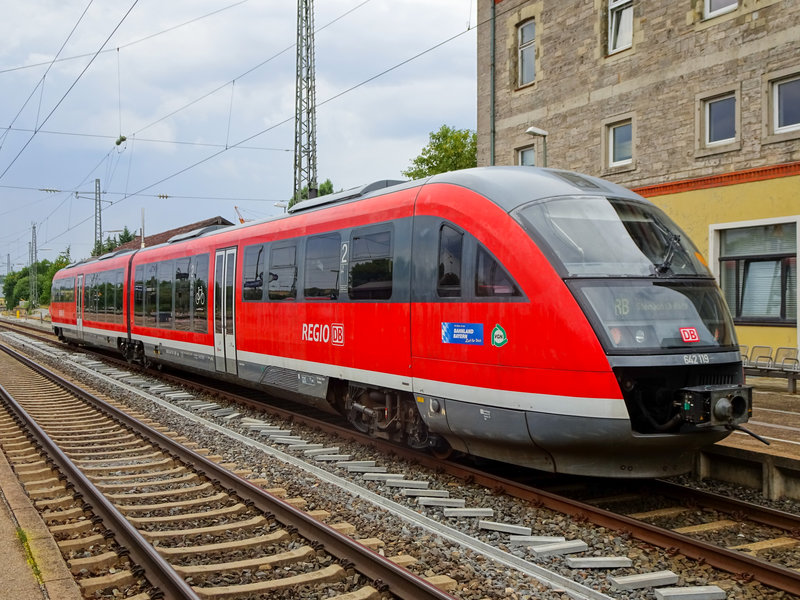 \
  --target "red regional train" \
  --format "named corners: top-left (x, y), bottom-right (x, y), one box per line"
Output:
top-left (50, 167), bottom-right (753, 477)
